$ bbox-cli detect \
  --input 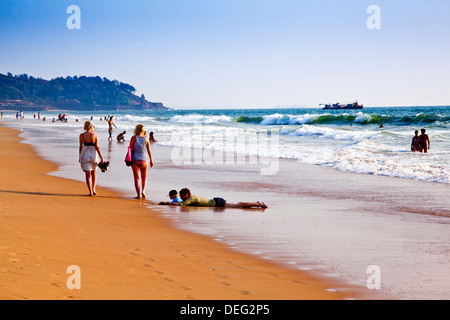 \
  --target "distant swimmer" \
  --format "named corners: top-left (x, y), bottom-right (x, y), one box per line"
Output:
top-left (379, 124), bottom-right (384, 128)
top-left (148, 132), bottom-right (158, 143)
top-left (159, 188), bottom-right (268, 209)
top-left (419, 128), bottom-right (430, 153)
top-left (149, 132), bottom-right (158, 143)
top-left (411, 130), bottom-right (420, 152)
